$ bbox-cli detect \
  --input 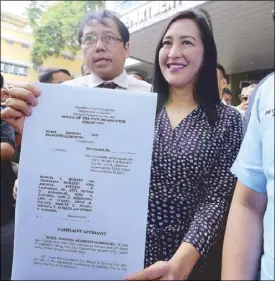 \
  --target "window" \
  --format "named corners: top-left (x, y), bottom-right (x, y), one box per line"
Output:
top-left (18, 66), bottom-right (25, 75)
top-left (61, 54), bottom-right (74, 60)
top-left (114, 0), bottom-right (140, 14)
top-left (122, 1), bottom-right (142, 11)
top-left (5, 39), bottom-right (14, 45)
top-left (14, 65), bottom-right (19, 75)
top-left (4, 63), bottom-right (9, 73)
top-left (22, 67), bottom-right (28, 76)
top-left (8, 64), bottom-right (15, 74)
top-left (1, 62), bottom-right (28, 77)
top-left (21, 43), bottom-right (29, 49)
